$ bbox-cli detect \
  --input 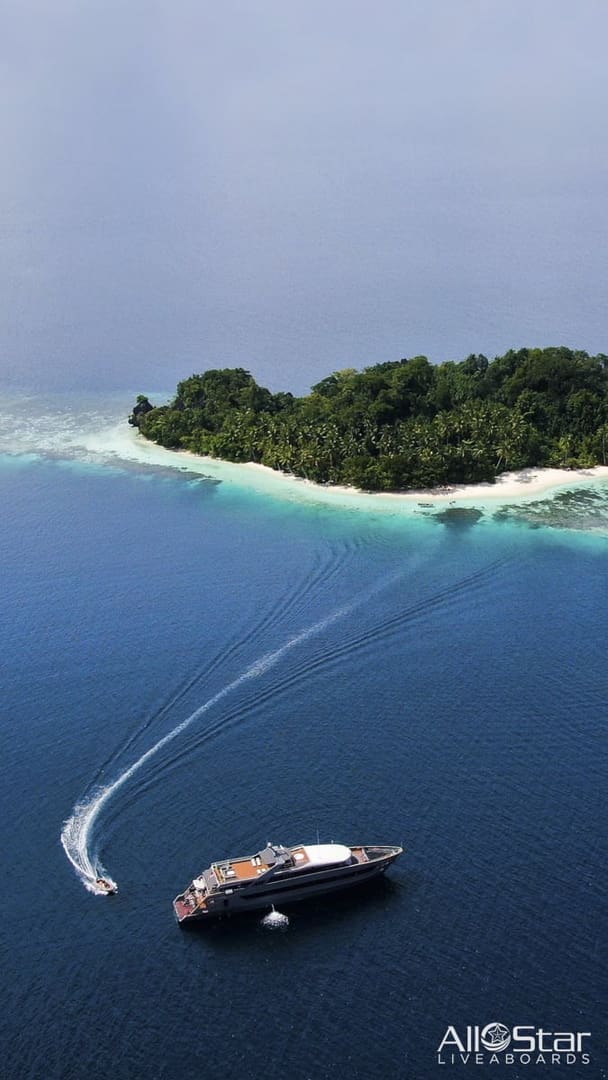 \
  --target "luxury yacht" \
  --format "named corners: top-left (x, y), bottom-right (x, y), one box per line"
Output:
top-left (173, 841), bottom-right (402, 922)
